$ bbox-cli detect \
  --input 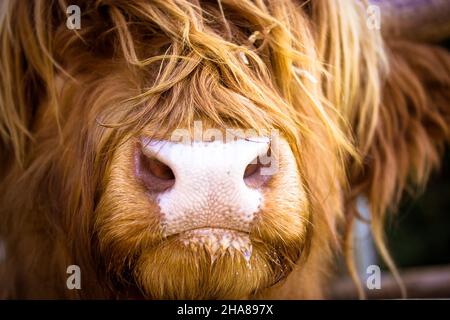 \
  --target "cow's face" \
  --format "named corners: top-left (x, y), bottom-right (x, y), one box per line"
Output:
top-left (60, 61), bottom-right (312, 298)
